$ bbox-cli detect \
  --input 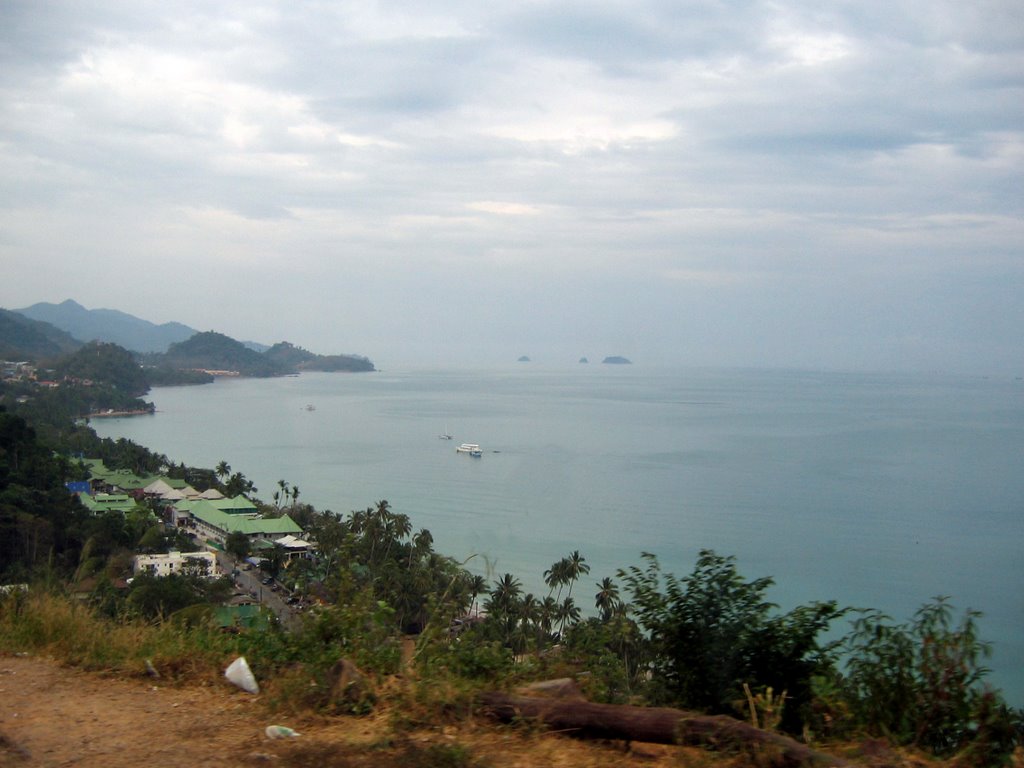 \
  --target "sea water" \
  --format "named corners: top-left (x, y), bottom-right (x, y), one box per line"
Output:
top-left (91, 366), bottom-right (1024, 705)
